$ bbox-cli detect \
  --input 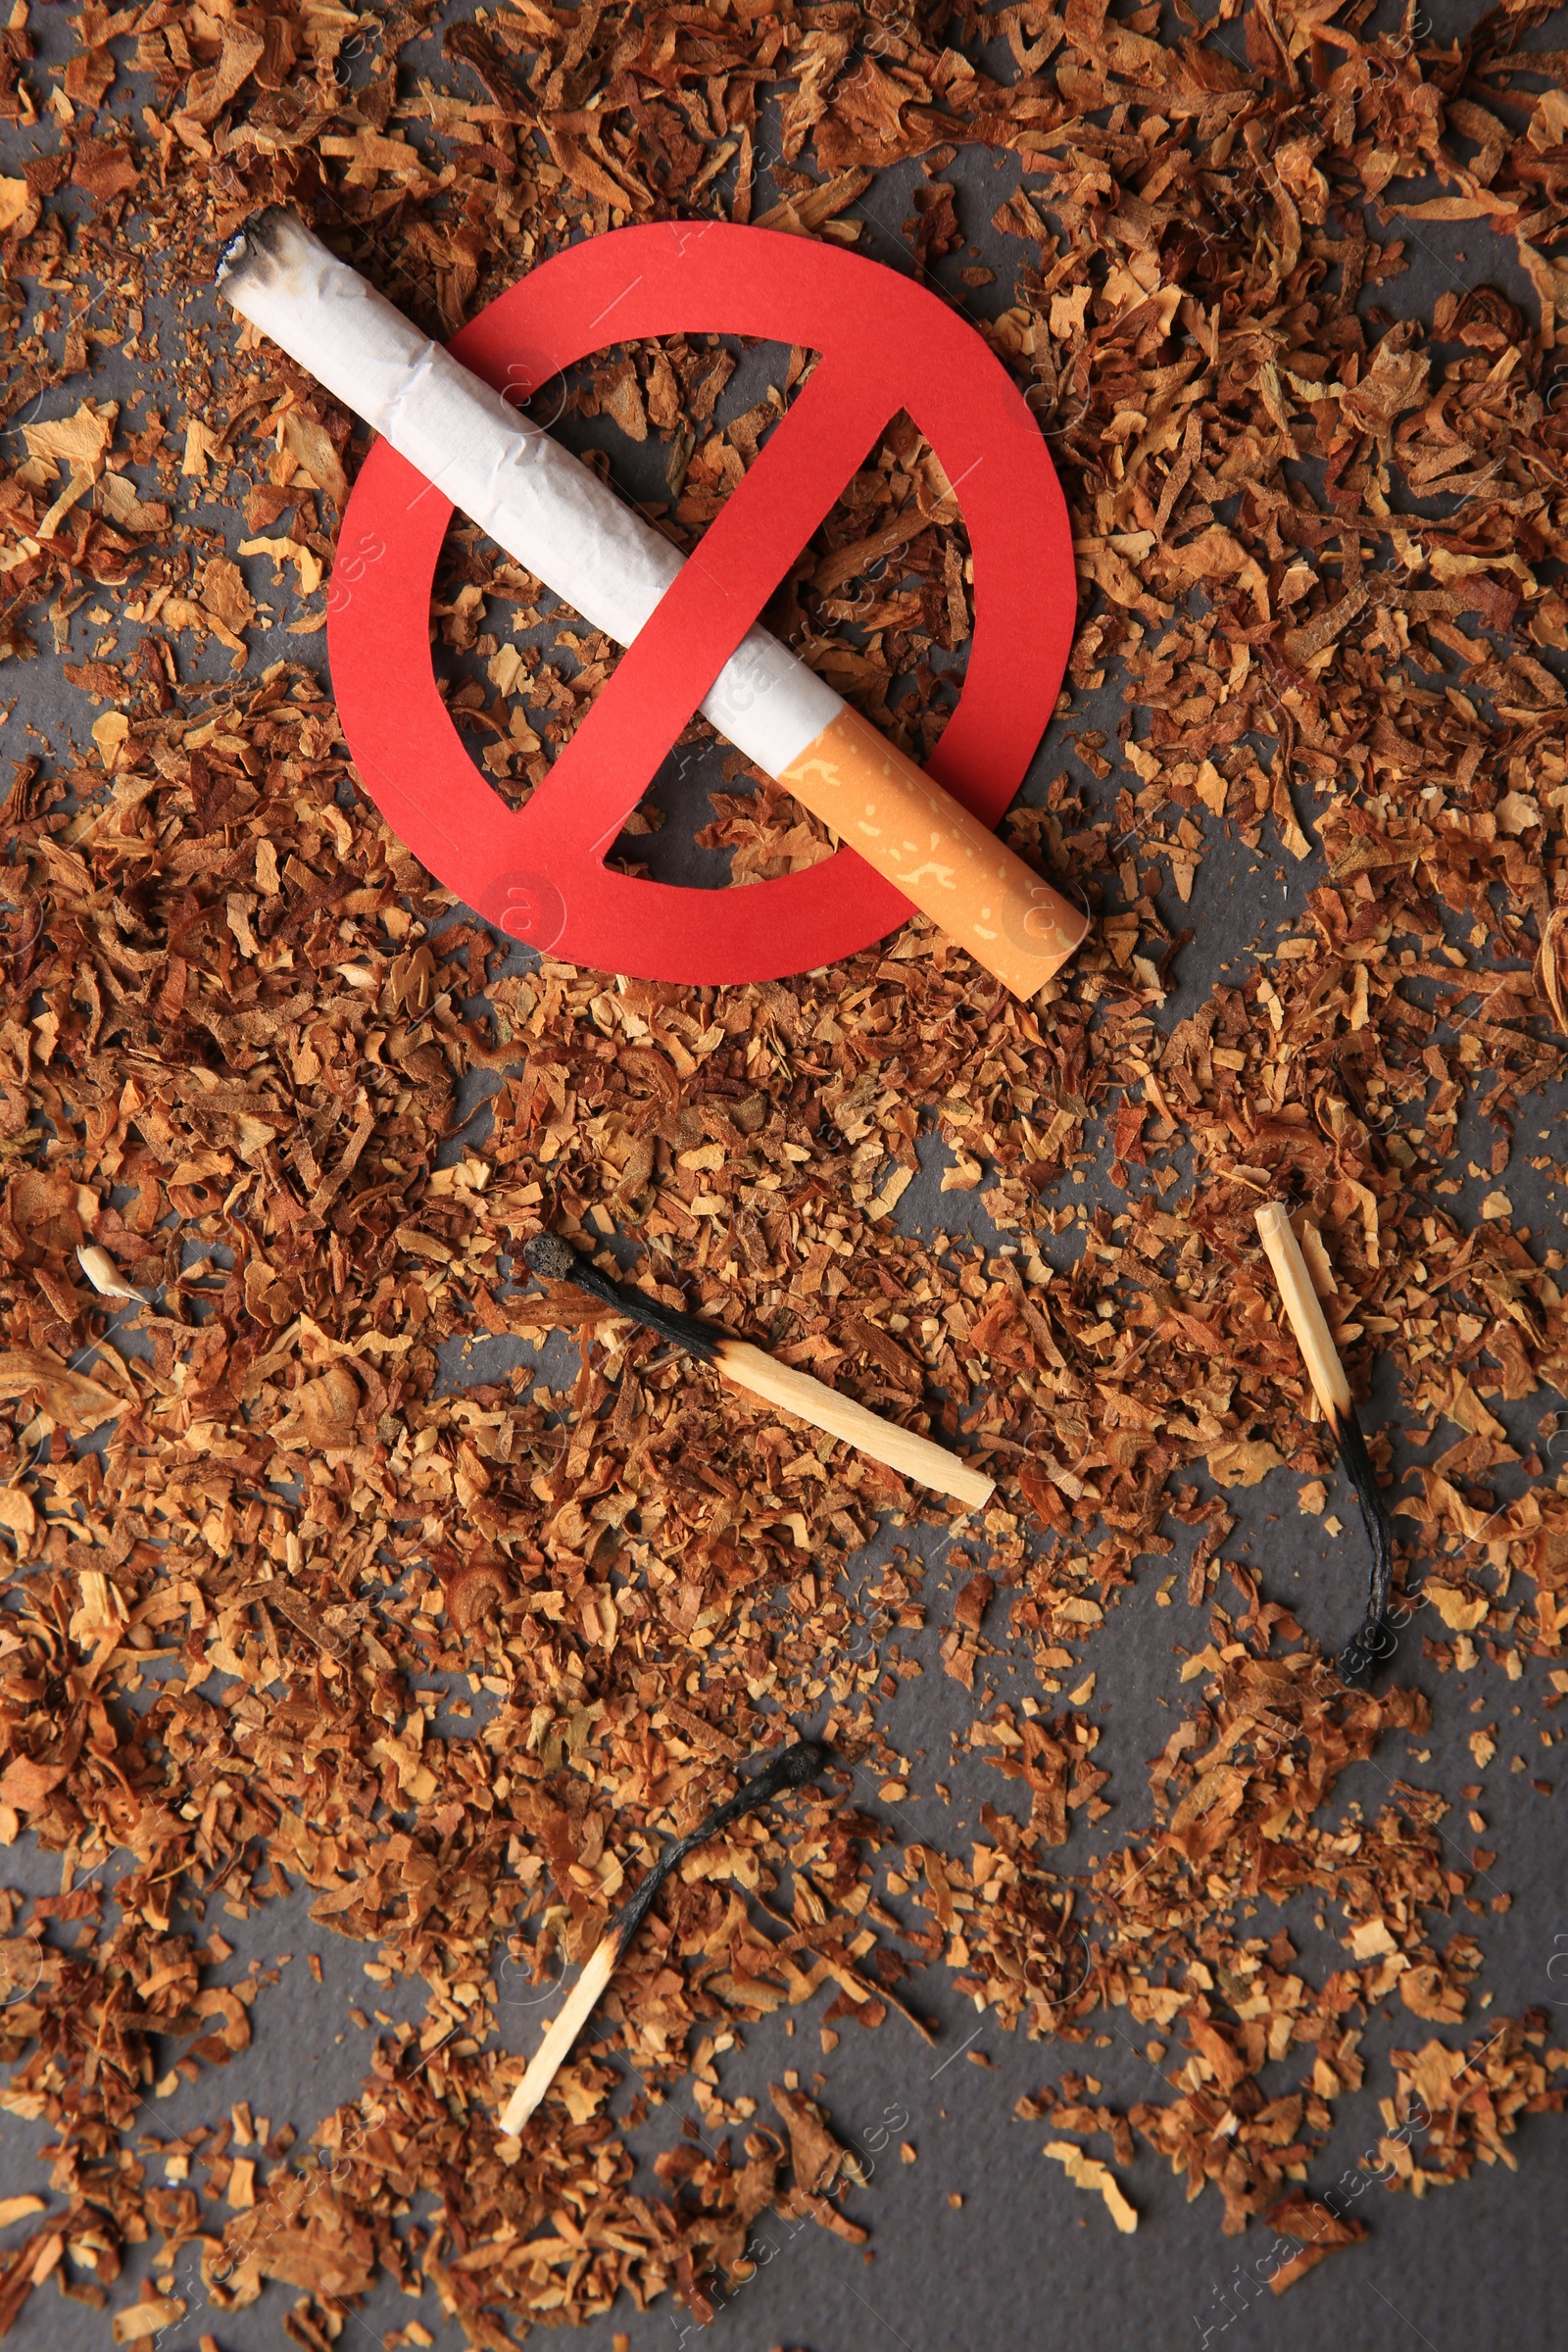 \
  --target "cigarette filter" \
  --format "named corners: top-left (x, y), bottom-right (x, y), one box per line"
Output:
top-left (218, 210), bottom-right (1087, 998)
